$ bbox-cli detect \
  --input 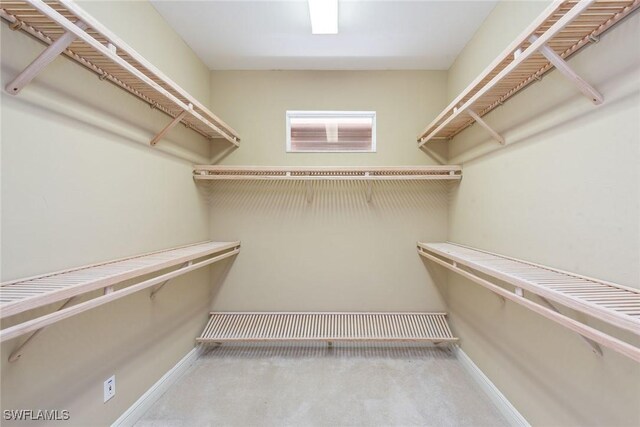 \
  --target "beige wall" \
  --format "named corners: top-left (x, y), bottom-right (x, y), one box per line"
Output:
top-left (443, 2), bottom-right (640, 426)
top-left (207, 71), bottom-right (451, 311)
top-left (0, 1), bottom-right (222, 425)
top-left (210, 70), bottom-right (448, 165)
